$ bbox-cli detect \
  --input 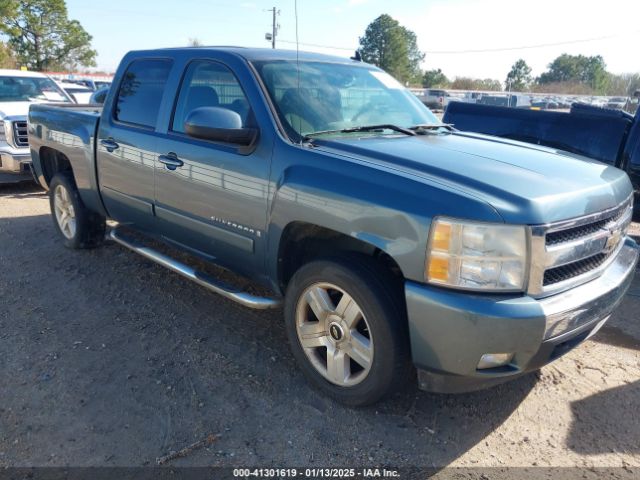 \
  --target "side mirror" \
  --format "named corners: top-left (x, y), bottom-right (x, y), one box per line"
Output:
top-left (184, 106), bottom-right (257, 146)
